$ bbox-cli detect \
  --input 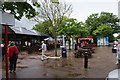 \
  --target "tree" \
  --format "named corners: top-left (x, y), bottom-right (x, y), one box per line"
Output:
top-left (117, 35), bottom-right (120, 40)
top-left (99, 12), bottom-right (119, 32)
top-left (85, 12), bottom-right (119, 36)
top-left (58, 18), bottom-right (79, 39)
top-left (34, 0), bottom-right (72, 56)
top-left (85, 13), bottom-right (100, 35)
top-left (2, 1), bottom-right (39, 20)
top-left (33, 17), bottom-right (90, 41)
top-left (33, 20), bottom-right (52, 36)
top-left (93, 24), bottom-right (114, 40)
top-left (58, 18), bottom-right (90, 39)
